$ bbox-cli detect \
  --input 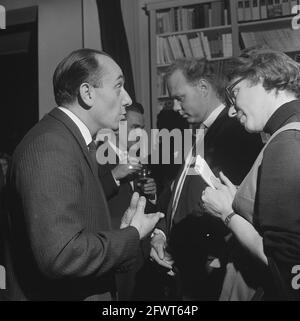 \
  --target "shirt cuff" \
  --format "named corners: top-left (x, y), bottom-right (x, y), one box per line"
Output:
top-left (111, 171), bottom-right (120, 186)
top-left (149, 193), bottom-right (157, 205)
top-left (151, 228), bottom-right (166, 241)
